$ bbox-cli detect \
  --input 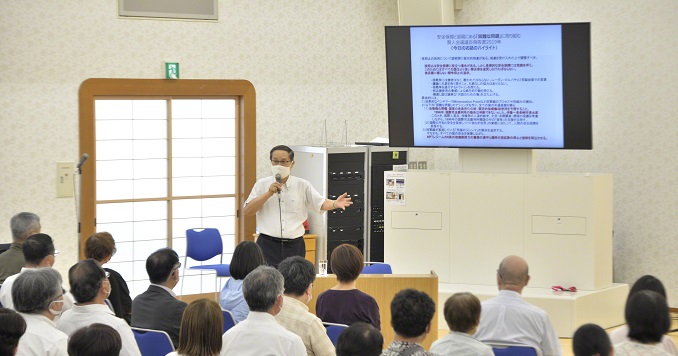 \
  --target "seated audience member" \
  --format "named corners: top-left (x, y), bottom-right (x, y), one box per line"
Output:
top-left (0, 233), bottom-right (74, 311)
top-left (609, 275), bottom-right (677, 355)
top-left (0, 308), bottom-right (27, 356)
top-left (221, 265), bottom-right (306, 355)
top-left (474, 255), bottom-right (562, 356)
top-left (57, 259), bottom-right (141, 356)
top-left (0, 212), bottom-right (41, 284)
top-left (67, 323), bottom-right (122, 356)
top-left (614, 290), bottom-right (672, 355)
top-left (430, 292), bottom-right (493, 356)
top-left (168, 299), bottom-right (223, 356)
top-left (276, 256), bottom-right (335, 356)
top-left (381, 289), bottom-right (436, 356)
top-left (336, 322), bottom-right (384, 356)
top-left (219, 240), bottom-right (265, 322)
top-left (573, 323), bottom-right (613, 356)
top-left (316, 244), bottom-right (380, 329)
top-left (84, 232), bottom-right (132, 324)
top-left (131, 248), bottom-right (187, 348)
top-left (12, 268), bottom-right (69, 355)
